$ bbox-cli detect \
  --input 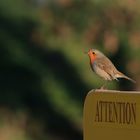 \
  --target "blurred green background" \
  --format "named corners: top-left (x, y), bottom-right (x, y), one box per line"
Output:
top-left (0, 0), bottom-right (140, 139)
